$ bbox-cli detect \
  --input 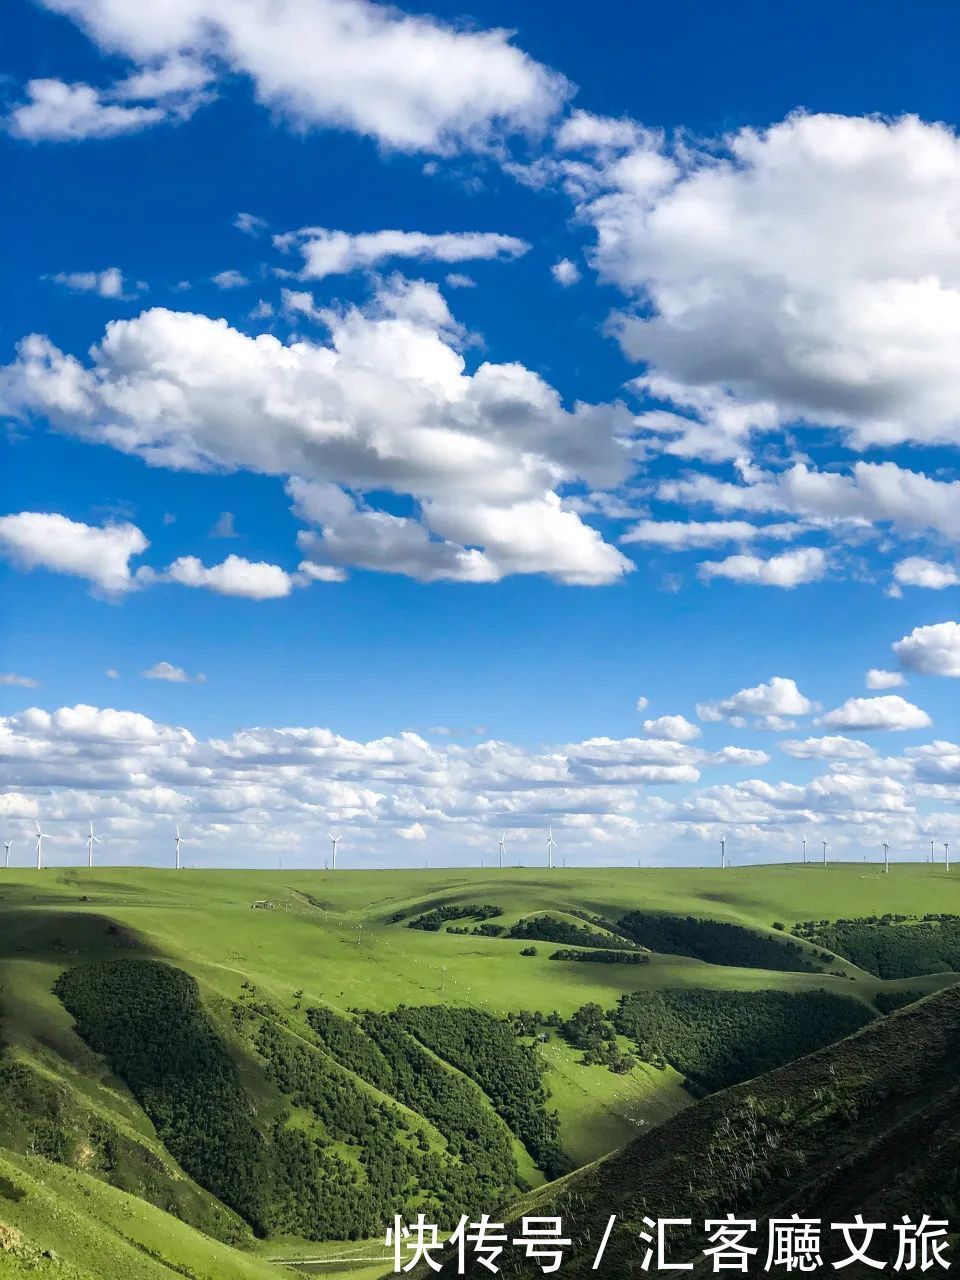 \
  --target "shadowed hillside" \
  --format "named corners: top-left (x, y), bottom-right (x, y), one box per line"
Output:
top-left (445, 984), bottom-right (960, 1277)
